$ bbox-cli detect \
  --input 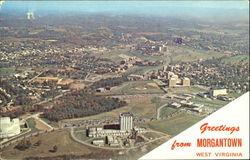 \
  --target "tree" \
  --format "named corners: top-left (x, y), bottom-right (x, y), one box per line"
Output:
top-left (52, 145), bottom-right (58, 152)
top-left (151, 97), bottom-right (160, 106)
top-left (34, 140), bottom-right (42, 146)
top-left (15, 139), bottom-right (32, 151)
